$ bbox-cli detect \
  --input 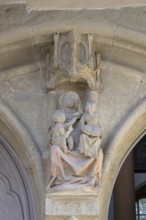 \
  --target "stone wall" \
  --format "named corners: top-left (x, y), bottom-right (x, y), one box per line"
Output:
top-left (0, 2), bottom-right (146, 220)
